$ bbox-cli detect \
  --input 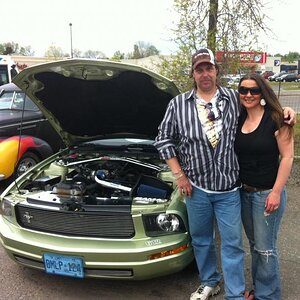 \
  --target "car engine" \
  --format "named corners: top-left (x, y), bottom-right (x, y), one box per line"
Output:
top-left (20, 150), bottom-right (174, 211)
